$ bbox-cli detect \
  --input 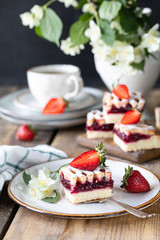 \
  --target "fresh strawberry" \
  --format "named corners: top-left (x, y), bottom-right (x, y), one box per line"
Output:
top-left (16, 125), bottom-right (35, 141)
top-left (121, 110), bottom-right (141, 125)
top-left (113, 84), bottom-right (130, 99)
top-left (42, 97), bottom-right (68, 115)
top-left (120, 166), bottom-right (150, 193)
top-left (70, 142), bottom-right (107, 171)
